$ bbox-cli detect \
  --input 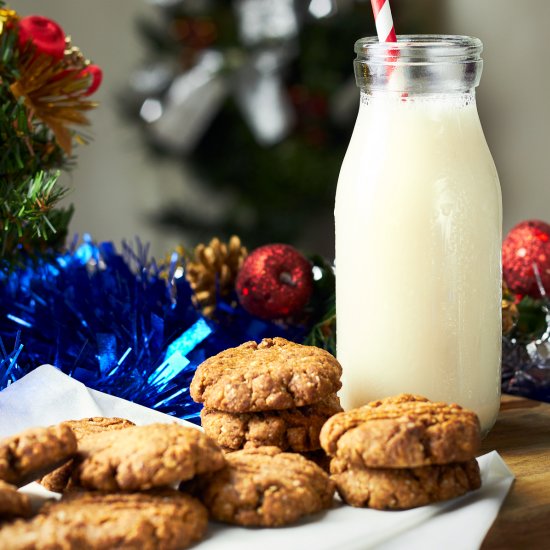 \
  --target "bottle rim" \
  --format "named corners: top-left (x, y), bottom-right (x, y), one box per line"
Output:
top-left (355, 35), bottom-right (483, 65)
